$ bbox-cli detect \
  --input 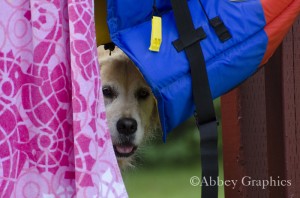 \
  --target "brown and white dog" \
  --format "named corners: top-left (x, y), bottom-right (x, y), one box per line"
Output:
top-left (98, 46), bottom-right (160, 168)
